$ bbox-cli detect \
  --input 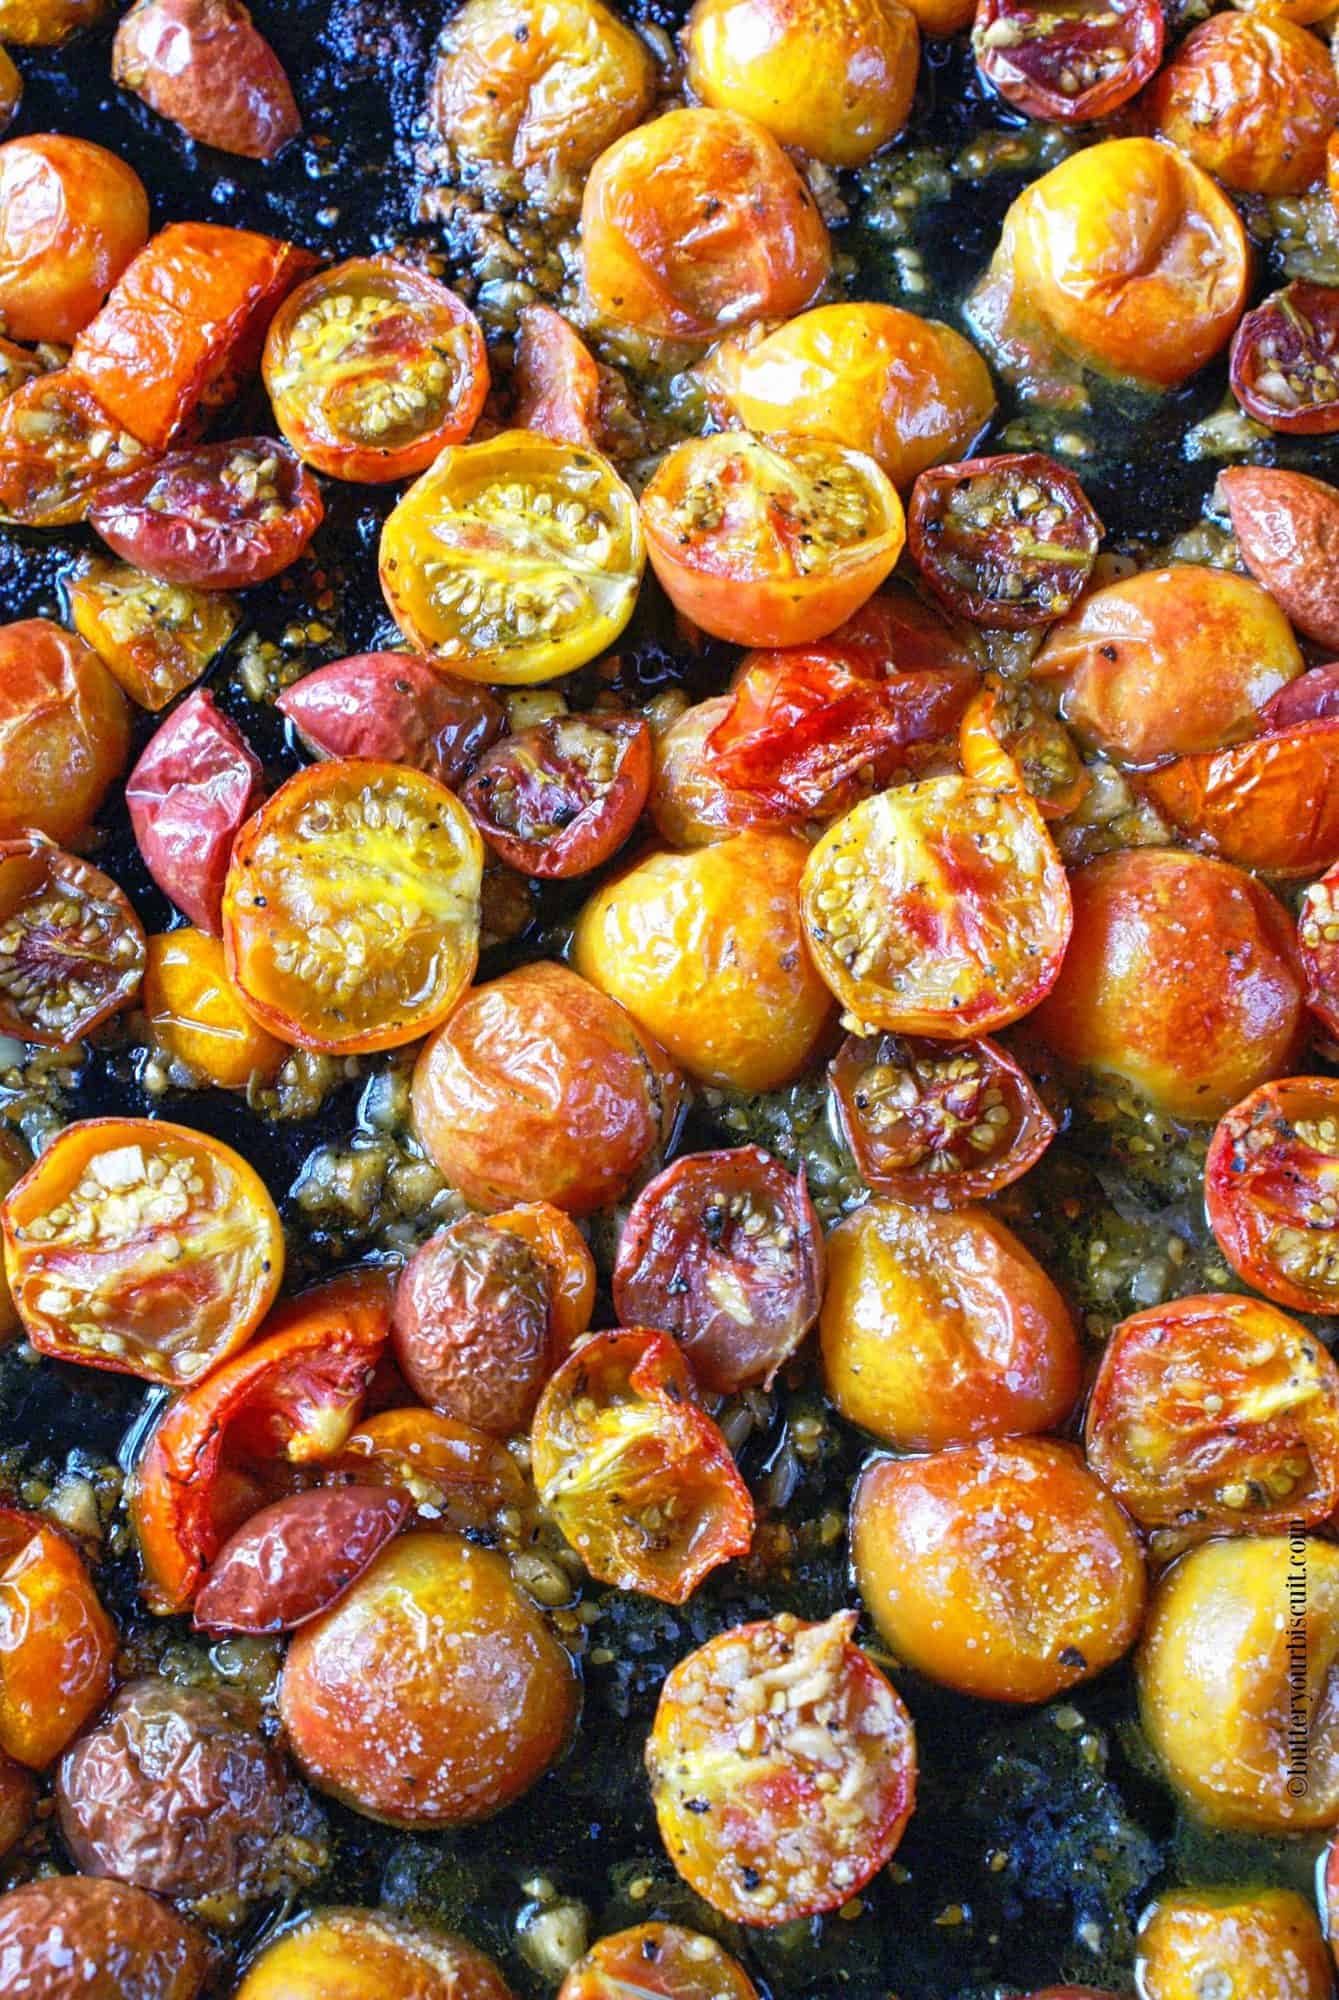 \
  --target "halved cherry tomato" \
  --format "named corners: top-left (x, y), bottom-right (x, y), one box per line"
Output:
top-left (0, 135), bottom-right (147, 346)
top-left (142, 928), bottom-right (286, 1091)
top-left (0, 0), bottom-right (111, 41)
top-left (91, 437), bottom-right (323, 590)
top-left (641, 432), bottom-right (904, 650)
top-left (0, 834), bottom-right (144, 1045)
top-left (960, 683), bottom-right (1089, 820)
top-left (1139, 720), bottom-right (1339, 878)
top-left (531, 1328), bottom-right (754, 1602)
top-left (339, 1406), bottom-right (527, 1531)
top-left (1148, 14), bottom-right (1339, 198)
top-left (70, 221), bottom-right (319, 451)
top-left (192, 1485), bottom-right (409, 1636)
top-left (1221, 465), bottom-right (1339, 654)
top-left (0, 368), bottom-right (155, 526)
top-left (379, 430), bottom-right (644, 682)
top-left (1205, 1078), bottom-right (1339, 1313)
top-left (278, 652), bottom-right (501, 785)
top-left (0, 619), bottom-right (129, 844)
top-left (263, 257), bottom-right (488, 482)
top-left (113, 0), bottom-right (300, 160)
top-left (1136, 1889), bottom-right (1332, 2000)
top-left (1085, 1293), bottom-right (1339, 1543)
top-left (392, 1215), bottom-right (550, 1436)
top-left (1230, 282), bottom-right (1339, 435)
top-left (0, 1507), bottom-right (115, 1767)
top-left (223, 759), bottom-right (482, 1054)
top-left (235, 1908), bottom-right (514, 2000)
top-left (646, 1609), bottom-right (915, 1925)
top-left (1299, 862), bottom-right (1339, 1038)
top-left (972, 0), bottom-right (1163, 122)
top-left (2, 1116), bottom-right (283, 1386)
top-left (68, 558), bottom-right (239, 711)
top-left (513, 303), bottom-right (604, 450)
top-left (560, 1924), bottom-right (760, 2000)
top-left (908, 452), bottom-right (1101, 628)
top-left (463, 712), bottom-right (651, 878)
top-left (1261, 661), bottom-right (1339, 729)
top-left (650, 696), bottom-right (791, 848)
top-left (830, 1028), bottom-right (1055, 1202)
top-left (127, 688), bottom-right (263, 935)
top-left (130, 1268), bottom-right (393, 1613)
top-left (612, 1148), bottom-right (822, 1394)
